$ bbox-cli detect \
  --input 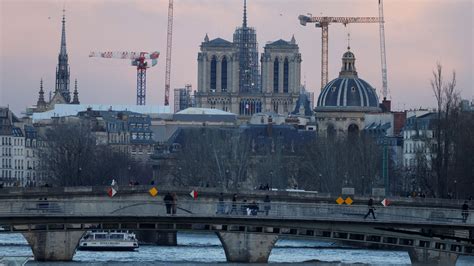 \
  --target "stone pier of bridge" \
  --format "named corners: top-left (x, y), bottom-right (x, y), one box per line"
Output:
top-left (22, 231), bottom-right (85, 261)
top-left (408, 248), bottom-right (459, 265)
top-left (216, 231), bottom-right (278, 263)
